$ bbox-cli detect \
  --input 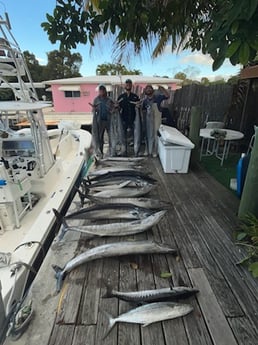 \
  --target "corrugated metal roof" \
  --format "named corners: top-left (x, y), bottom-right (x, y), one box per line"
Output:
top-left (240, 65), bottom-right (258, 79)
